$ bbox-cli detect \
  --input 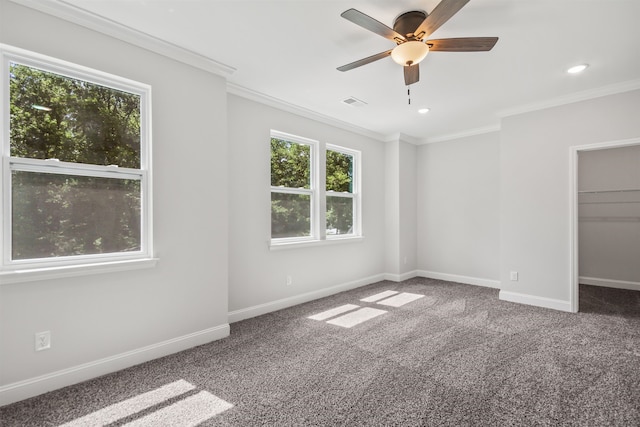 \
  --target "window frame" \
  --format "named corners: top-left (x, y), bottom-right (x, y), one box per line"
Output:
top-left (0, 44), bottom-right (154, 279)
top-left (269, 130), bottom-right (362, 249)
top-left (325, 144), bottom-right (361, 239)
top-left (269, 130), bottom-right (319, 244)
